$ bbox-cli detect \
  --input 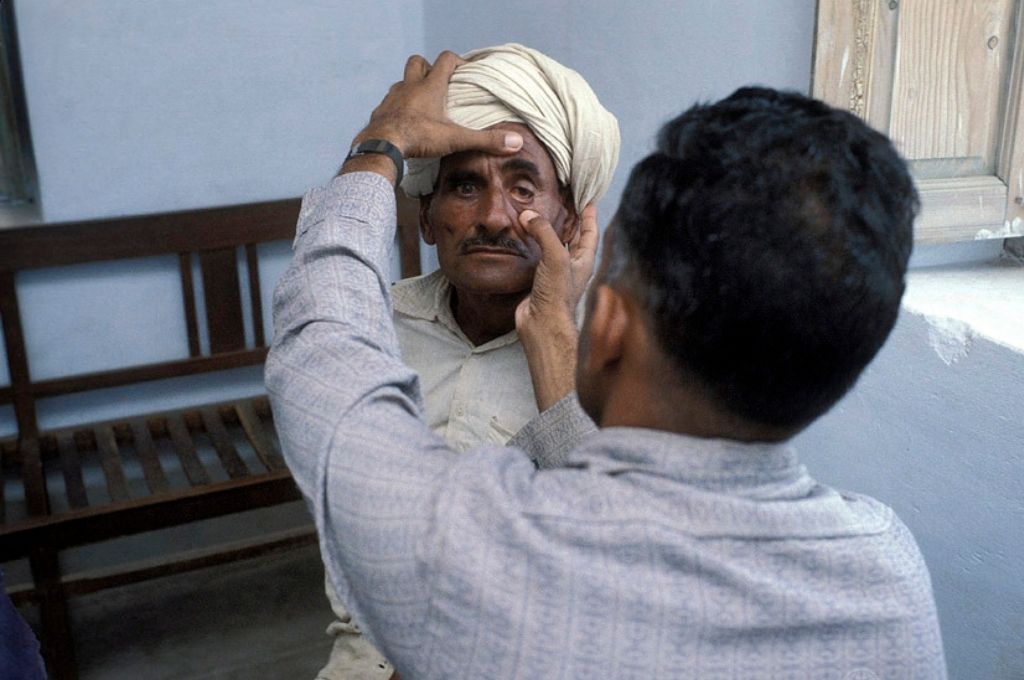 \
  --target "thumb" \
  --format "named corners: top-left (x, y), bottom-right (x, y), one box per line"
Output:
top-left (519, 210), bottom-right (570, 271)
top-left (446, 126), bottom-right (523, 156)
